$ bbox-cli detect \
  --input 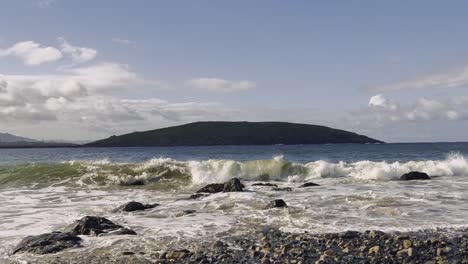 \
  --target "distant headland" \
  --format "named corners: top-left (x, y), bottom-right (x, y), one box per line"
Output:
top-left (85, 121), bottom-right (383, 147)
